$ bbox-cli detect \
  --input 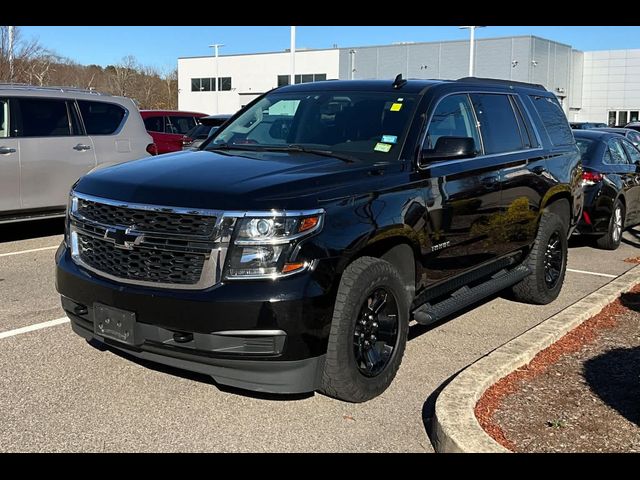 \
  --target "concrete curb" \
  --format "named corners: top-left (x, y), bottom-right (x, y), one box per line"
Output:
top-left (431, 263), bottom-right (640, 453)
